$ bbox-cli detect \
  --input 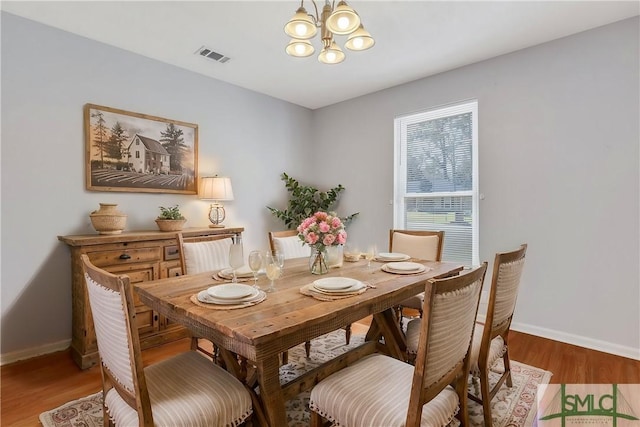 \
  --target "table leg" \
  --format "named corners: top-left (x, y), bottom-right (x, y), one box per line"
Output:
top-left (256, 354), bottom-right (287, 427)
top-left (372, 309), bottom-right (407, 360)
